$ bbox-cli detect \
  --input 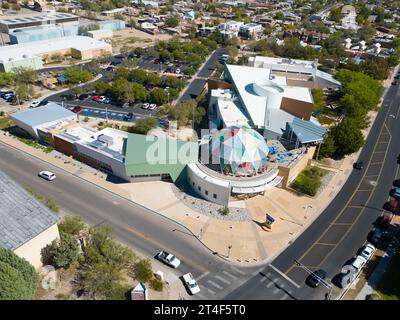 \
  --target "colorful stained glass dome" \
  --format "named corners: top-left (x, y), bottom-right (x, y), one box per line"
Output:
top-left (211, 126), bottom-right (269, 175)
